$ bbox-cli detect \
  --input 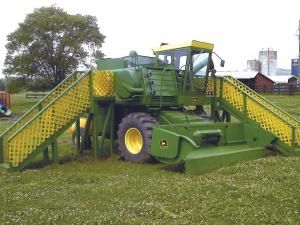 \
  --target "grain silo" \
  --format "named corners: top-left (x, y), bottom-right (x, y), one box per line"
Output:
top-left (258, 49), bottom-right (277, 76)
top-left (247, 59), bottom-right (260, 71)
top-left (291, 58), bottom-right (299, 76)
top-left (292, 20), bottom-right (300, 77)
